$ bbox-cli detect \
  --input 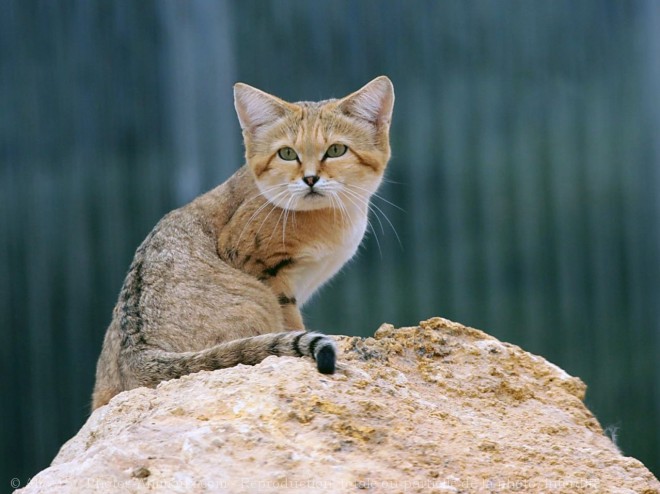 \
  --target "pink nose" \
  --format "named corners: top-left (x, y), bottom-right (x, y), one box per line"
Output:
top-left (303, 175), bottom-right (320, 187)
